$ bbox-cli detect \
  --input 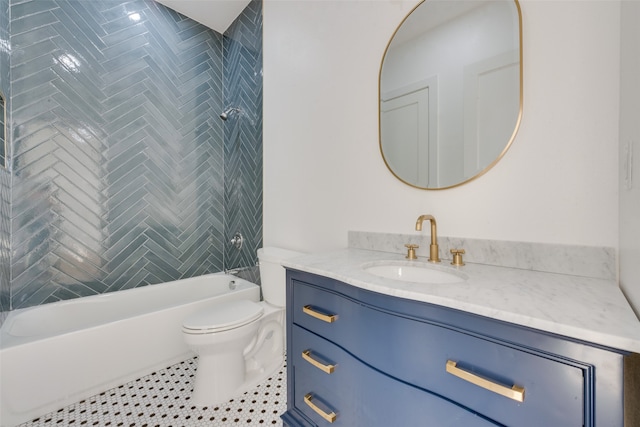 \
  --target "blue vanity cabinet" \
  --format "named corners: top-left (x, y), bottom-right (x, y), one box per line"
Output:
top-left (289, 324), bottom-right (500, 427)
top-left (282, 269), bottom-right (626, 427)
